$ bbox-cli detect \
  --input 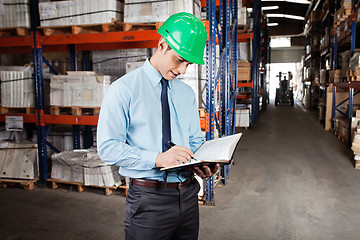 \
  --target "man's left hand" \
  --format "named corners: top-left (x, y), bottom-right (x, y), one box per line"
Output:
top-left (190, 163), bottom-right (220, 178)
